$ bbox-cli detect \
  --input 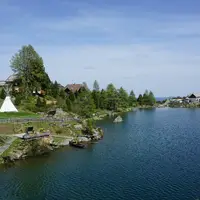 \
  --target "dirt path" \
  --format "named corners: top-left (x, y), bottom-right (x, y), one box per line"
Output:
top-left (0, 137), bottom-right (17, 155)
